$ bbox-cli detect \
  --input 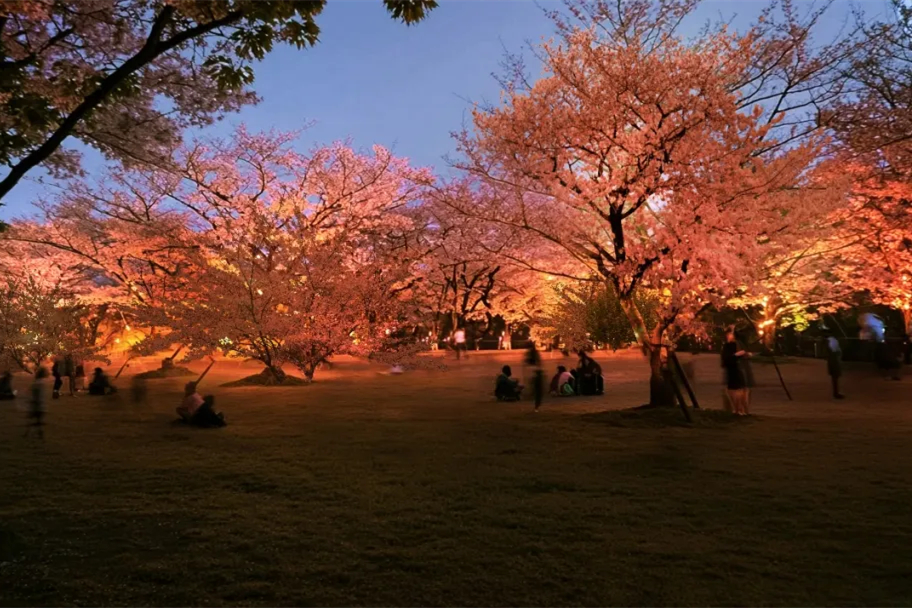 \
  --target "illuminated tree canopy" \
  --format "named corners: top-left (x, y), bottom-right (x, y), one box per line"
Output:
top-left (0, 0), bottom-right (909, 399)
